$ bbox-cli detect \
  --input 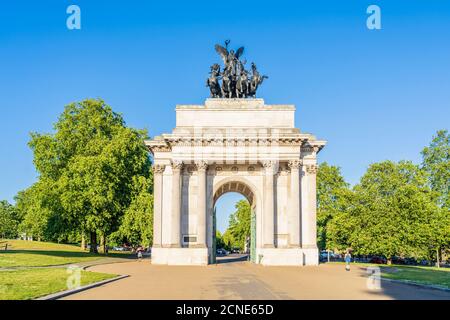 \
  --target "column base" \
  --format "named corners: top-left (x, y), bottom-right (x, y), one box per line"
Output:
top-left (189, 244), bottom-right (207, 248)
top-left (151, 247), bottom-right (208, 265)
top-left (256, 247), bottom-right (319, 266)
top-left (164, 244), bottom-right (181, 248)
